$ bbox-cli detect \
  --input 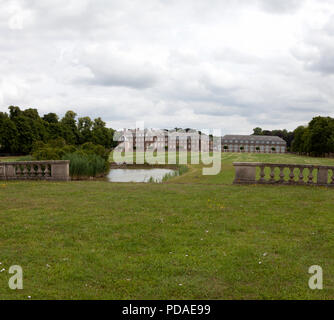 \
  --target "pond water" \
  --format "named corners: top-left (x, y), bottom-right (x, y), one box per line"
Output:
top-left (107, 168), bottom-right (176, 183)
